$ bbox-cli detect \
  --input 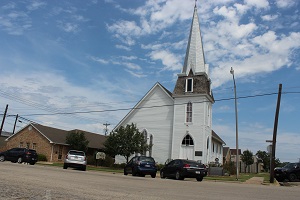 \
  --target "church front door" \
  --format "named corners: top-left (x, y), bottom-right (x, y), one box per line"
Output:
top-left (179, 145), bottom-right (194, 160)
